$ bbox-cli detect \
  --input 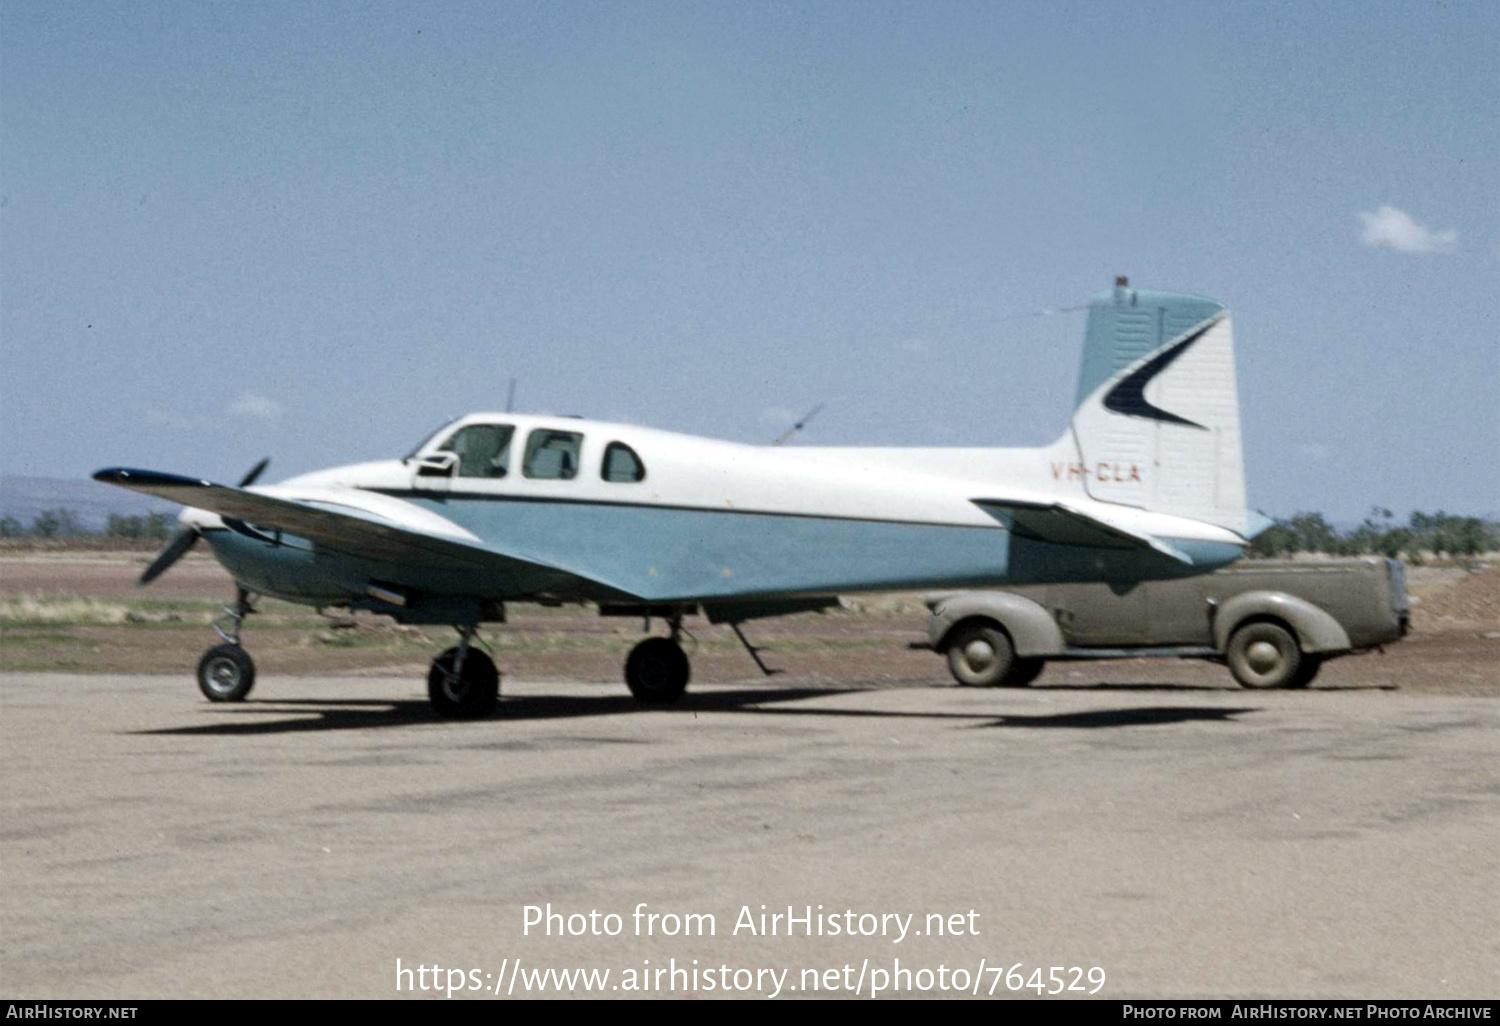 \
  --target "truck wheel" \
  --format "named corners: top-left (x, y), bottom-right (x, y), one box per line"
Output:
top-left (1288, 654), bottom-right (1322, 689)
top-left (945, 622), bottom-right (1017, 687)
top-left (1003, 657), bottom-right (1046, 687)
top-left (1226, 621), bottom-right (1303, 689)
